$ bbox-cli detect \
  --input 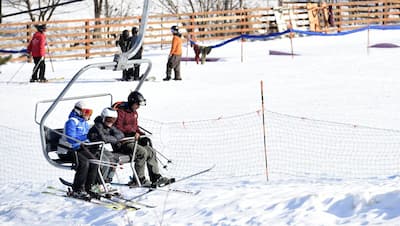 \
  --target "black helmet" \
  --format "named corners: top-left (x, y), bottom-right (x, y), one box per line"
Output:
top-left (122, 29), bottom-right (130, 40)
top-left (171, 25), bottom-right (179, 34)
top-left (132, 27), bottom-right (138, 34)
top-left (127, 91), bottom-right (146, 106)
top-left (36, 24), bottom-right (47, 32)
